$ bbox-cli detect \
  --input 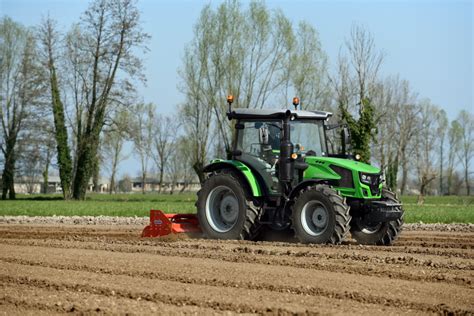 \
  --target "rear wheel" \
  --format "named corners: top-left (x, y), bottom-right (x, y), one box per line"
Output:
top-left (350, 188), bottom-right (404, 245)
top-left (196, 170), bottom-right (260, 240)
top-left (291, 184), bottom-right (351, 244)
